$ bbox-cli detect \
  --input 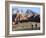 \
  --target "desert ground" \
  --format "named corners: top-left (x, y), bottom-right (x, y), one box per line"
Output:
top-left (12, 22), bottom-right (40, 31)
top-left (12, 9), bottom-right (40, 31)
